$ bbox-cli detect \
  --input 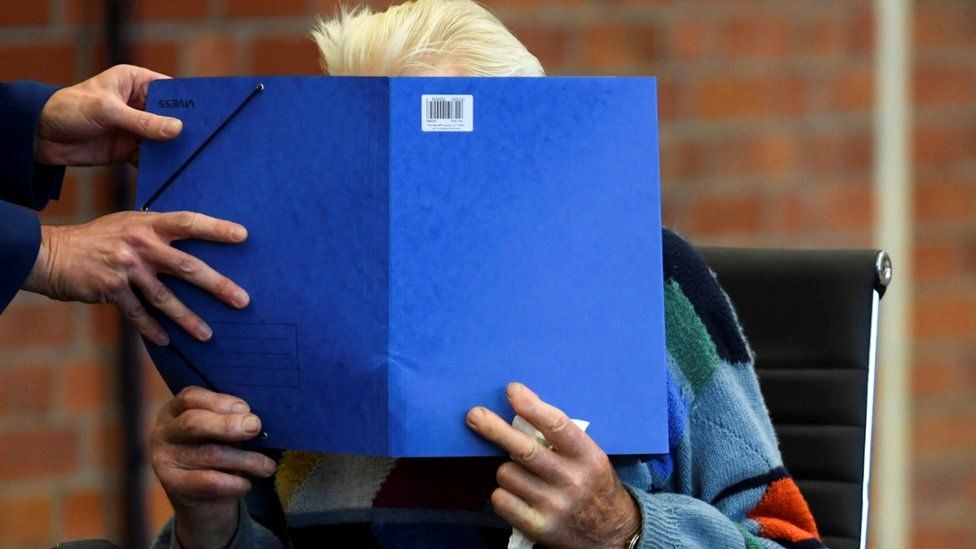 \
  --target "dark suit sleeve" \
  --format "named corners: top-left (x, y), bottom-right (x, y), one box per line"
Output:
top-left (0, 80), bottom-right (66, 209)
top-left (0, 81), bottom-right (67, 314)
top-left (0, 202), bottom-right (42, 312)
